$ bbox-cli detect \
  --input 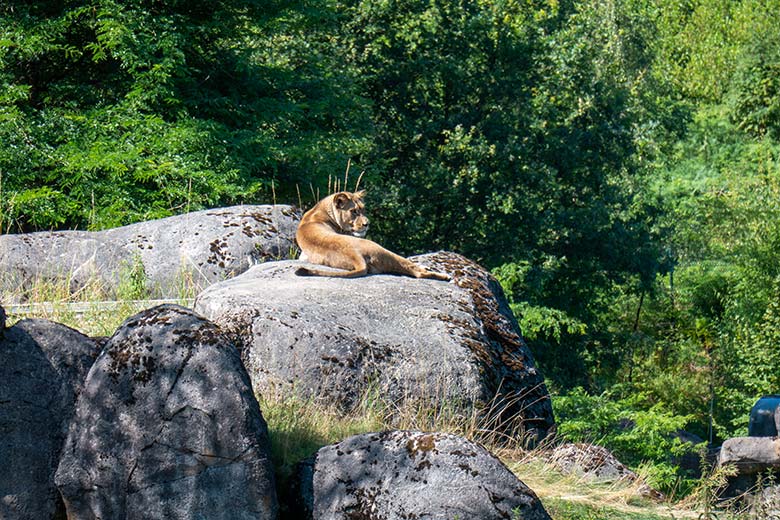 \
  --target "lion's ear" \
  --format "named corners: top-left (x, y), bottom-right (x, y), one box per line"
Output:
top-left (353, 189), bottom-right (367, 200)
top-left (334, 192), bottom-right (350, 209)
